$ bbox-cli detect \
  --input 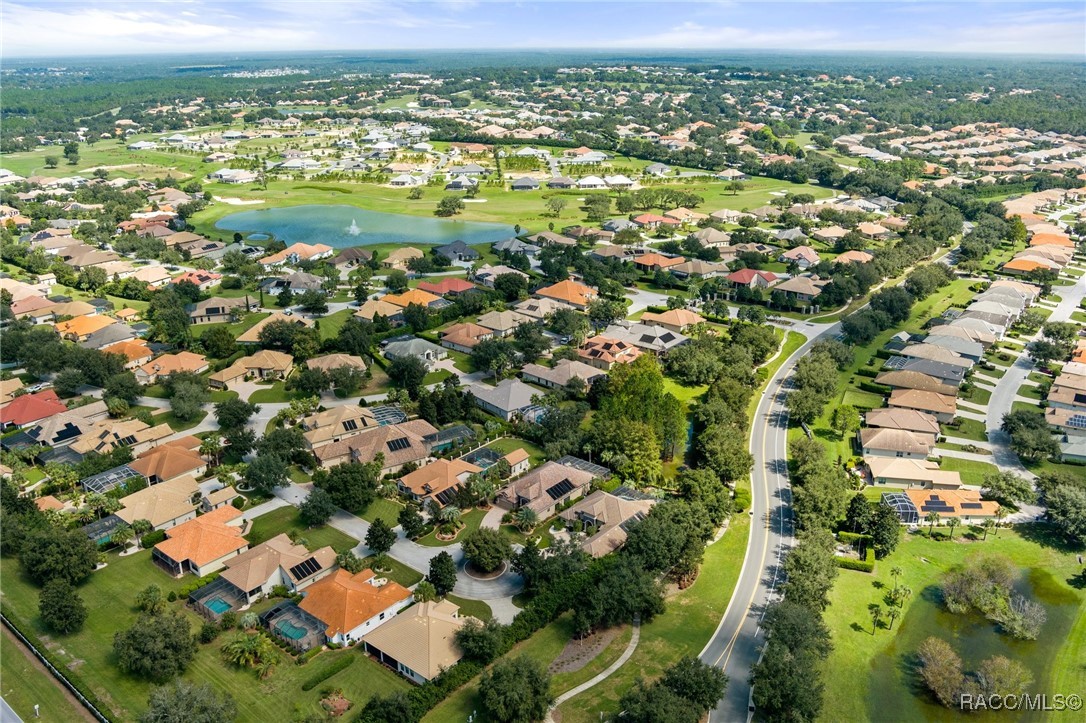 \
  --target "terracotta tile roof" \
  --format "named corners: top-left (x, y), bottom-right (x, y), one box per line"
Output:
top-left (154, 506), bottom-right (246, 567)
top-left (54, 315), bottom-right (116, 339)
top-left (130, 445), bottom-right (206, 482)
top-left (0, 390), bottom-right (67, 426)
top-left (579, 336), bottom-right (643, 366)
top-left (904, 488), bottom-right (1000, 517)
top-left (727, 269), bottom-right (778, 285)
top-left (536, 279), bottom-right (598, 308)
top-left (440, 322), bottom-right (493, 350)
top-left (137, 351), bottom-right (208, 379)
top-left (382, 288), bottom-right (442, 309)
top-left (299, 569), bottom-right (412, 638)
top-left (399, 458), bottom-right (481, 501)
top-left (417, 278), bottom-right (475, 295)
